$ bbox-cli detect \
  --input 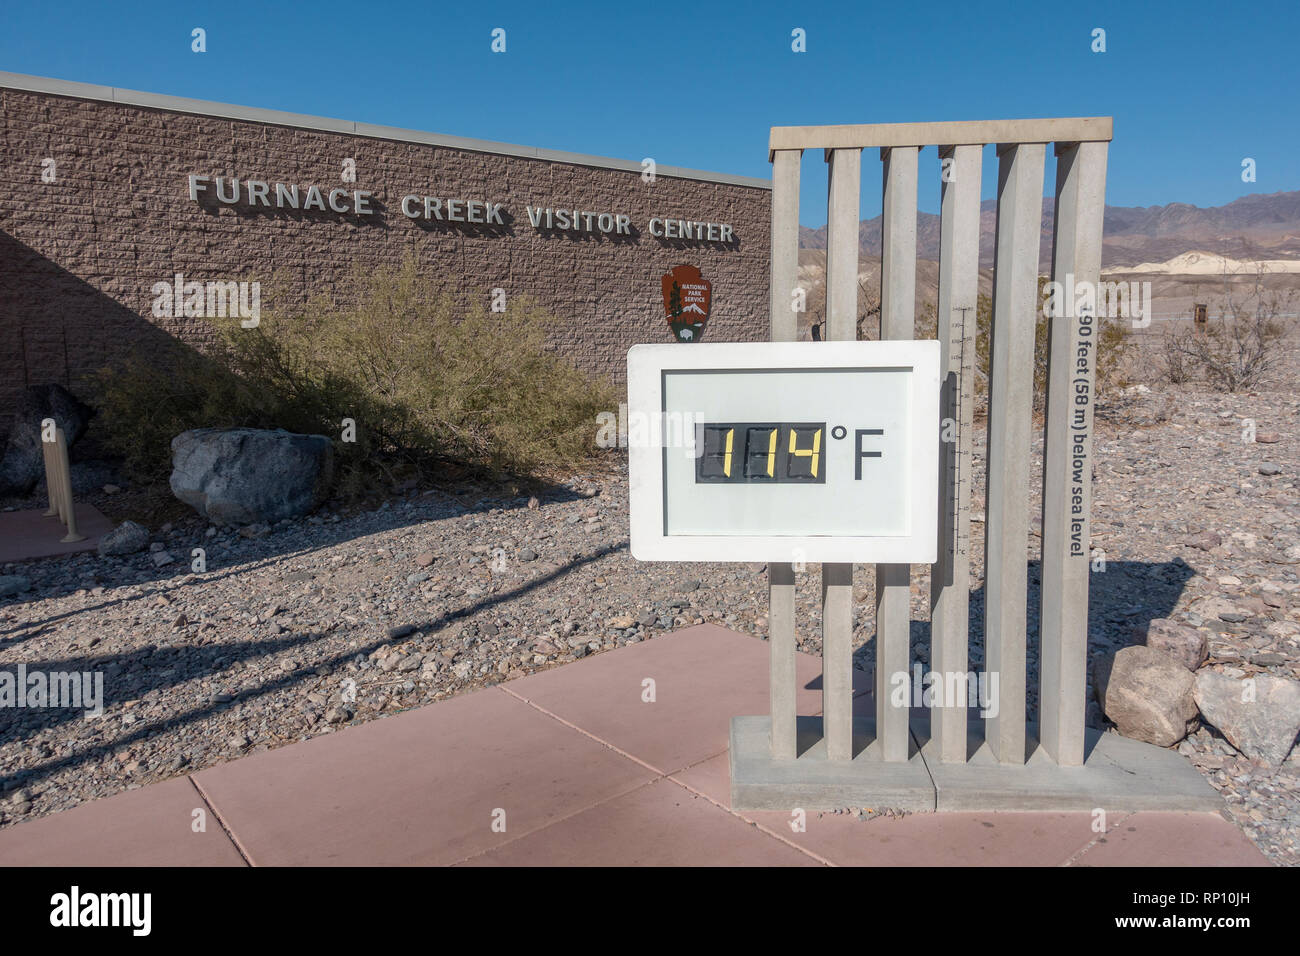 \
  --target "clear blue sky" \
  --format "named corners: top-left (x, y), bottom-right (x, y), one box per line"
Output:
top-left (2, 0), bottom-right (1295, 226)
